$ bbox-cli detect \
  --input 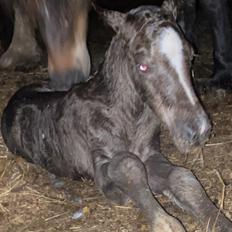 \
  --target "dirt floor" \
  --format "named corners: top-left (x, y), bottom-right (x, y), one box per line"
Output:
top-left (0, 9), bottom-right (232, 232)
